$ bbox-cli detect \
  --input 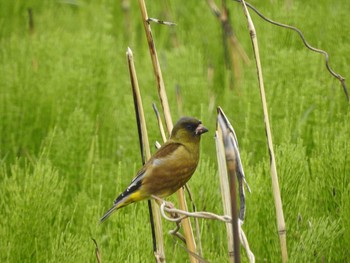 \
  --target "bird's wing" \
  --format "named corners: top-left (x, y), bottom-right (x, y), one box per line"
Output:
top-left (99, 142), bottom-right (183, 223)
top-left (148, 141), bottom-right (182, 162)
top-left (130, 141), bottom-right (182, 183)
top-left (115, 141), bottom-right (182, 203)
